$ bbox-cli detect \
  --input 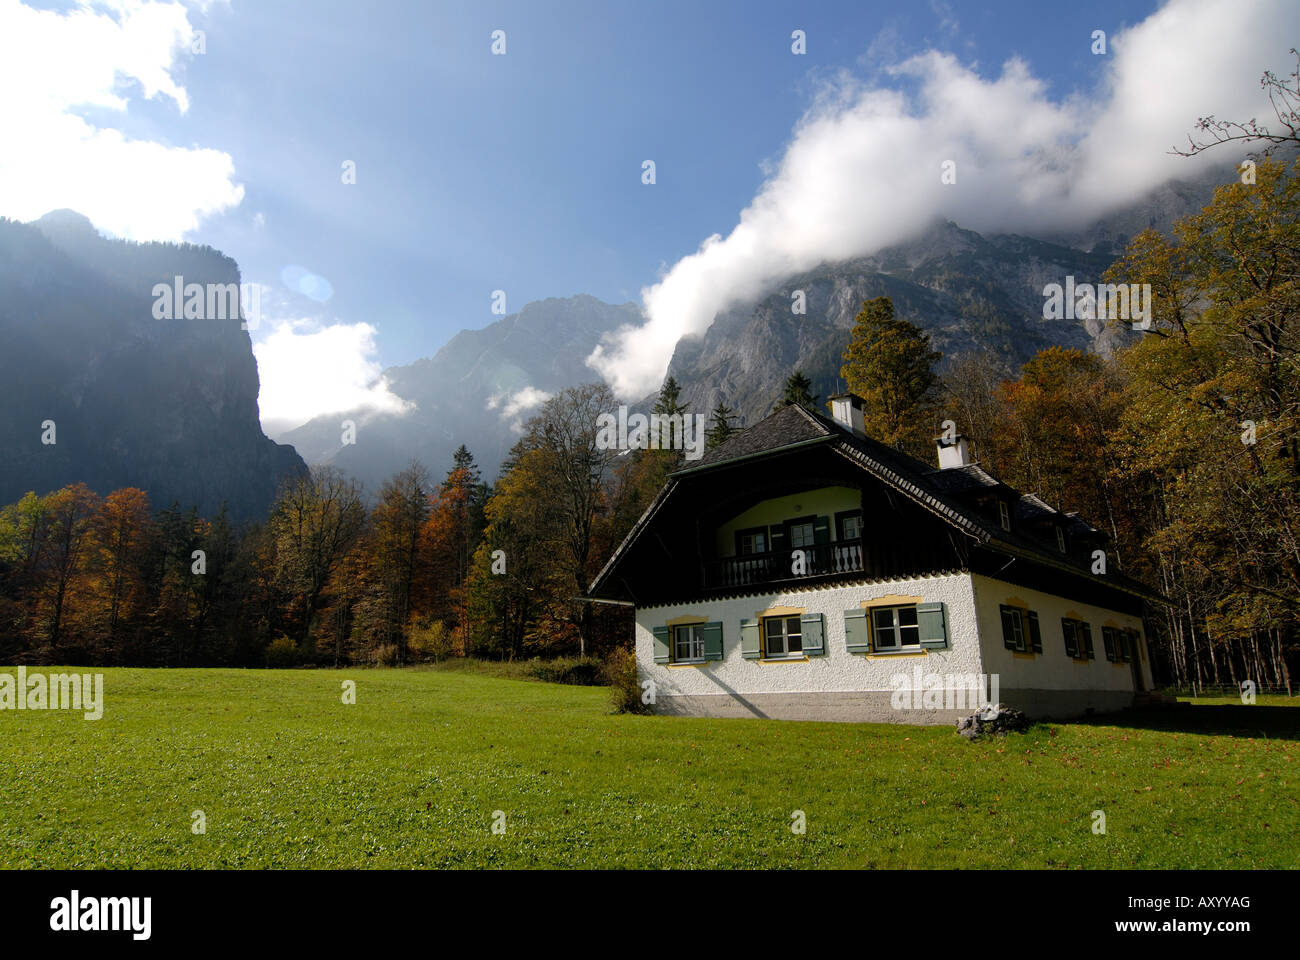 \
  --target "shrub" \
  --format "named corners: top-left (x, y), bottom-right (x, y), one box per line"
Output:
top-left (372, 643), bottom-right (400, 667)
top-left (606, 646), bottom-right (649, 714)
top-left (409, 619), bottom-right (455, 663)
top-left (265, 635), bottom-right (299, 669)
top-left (527, 656), bottom-right (605, 686)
